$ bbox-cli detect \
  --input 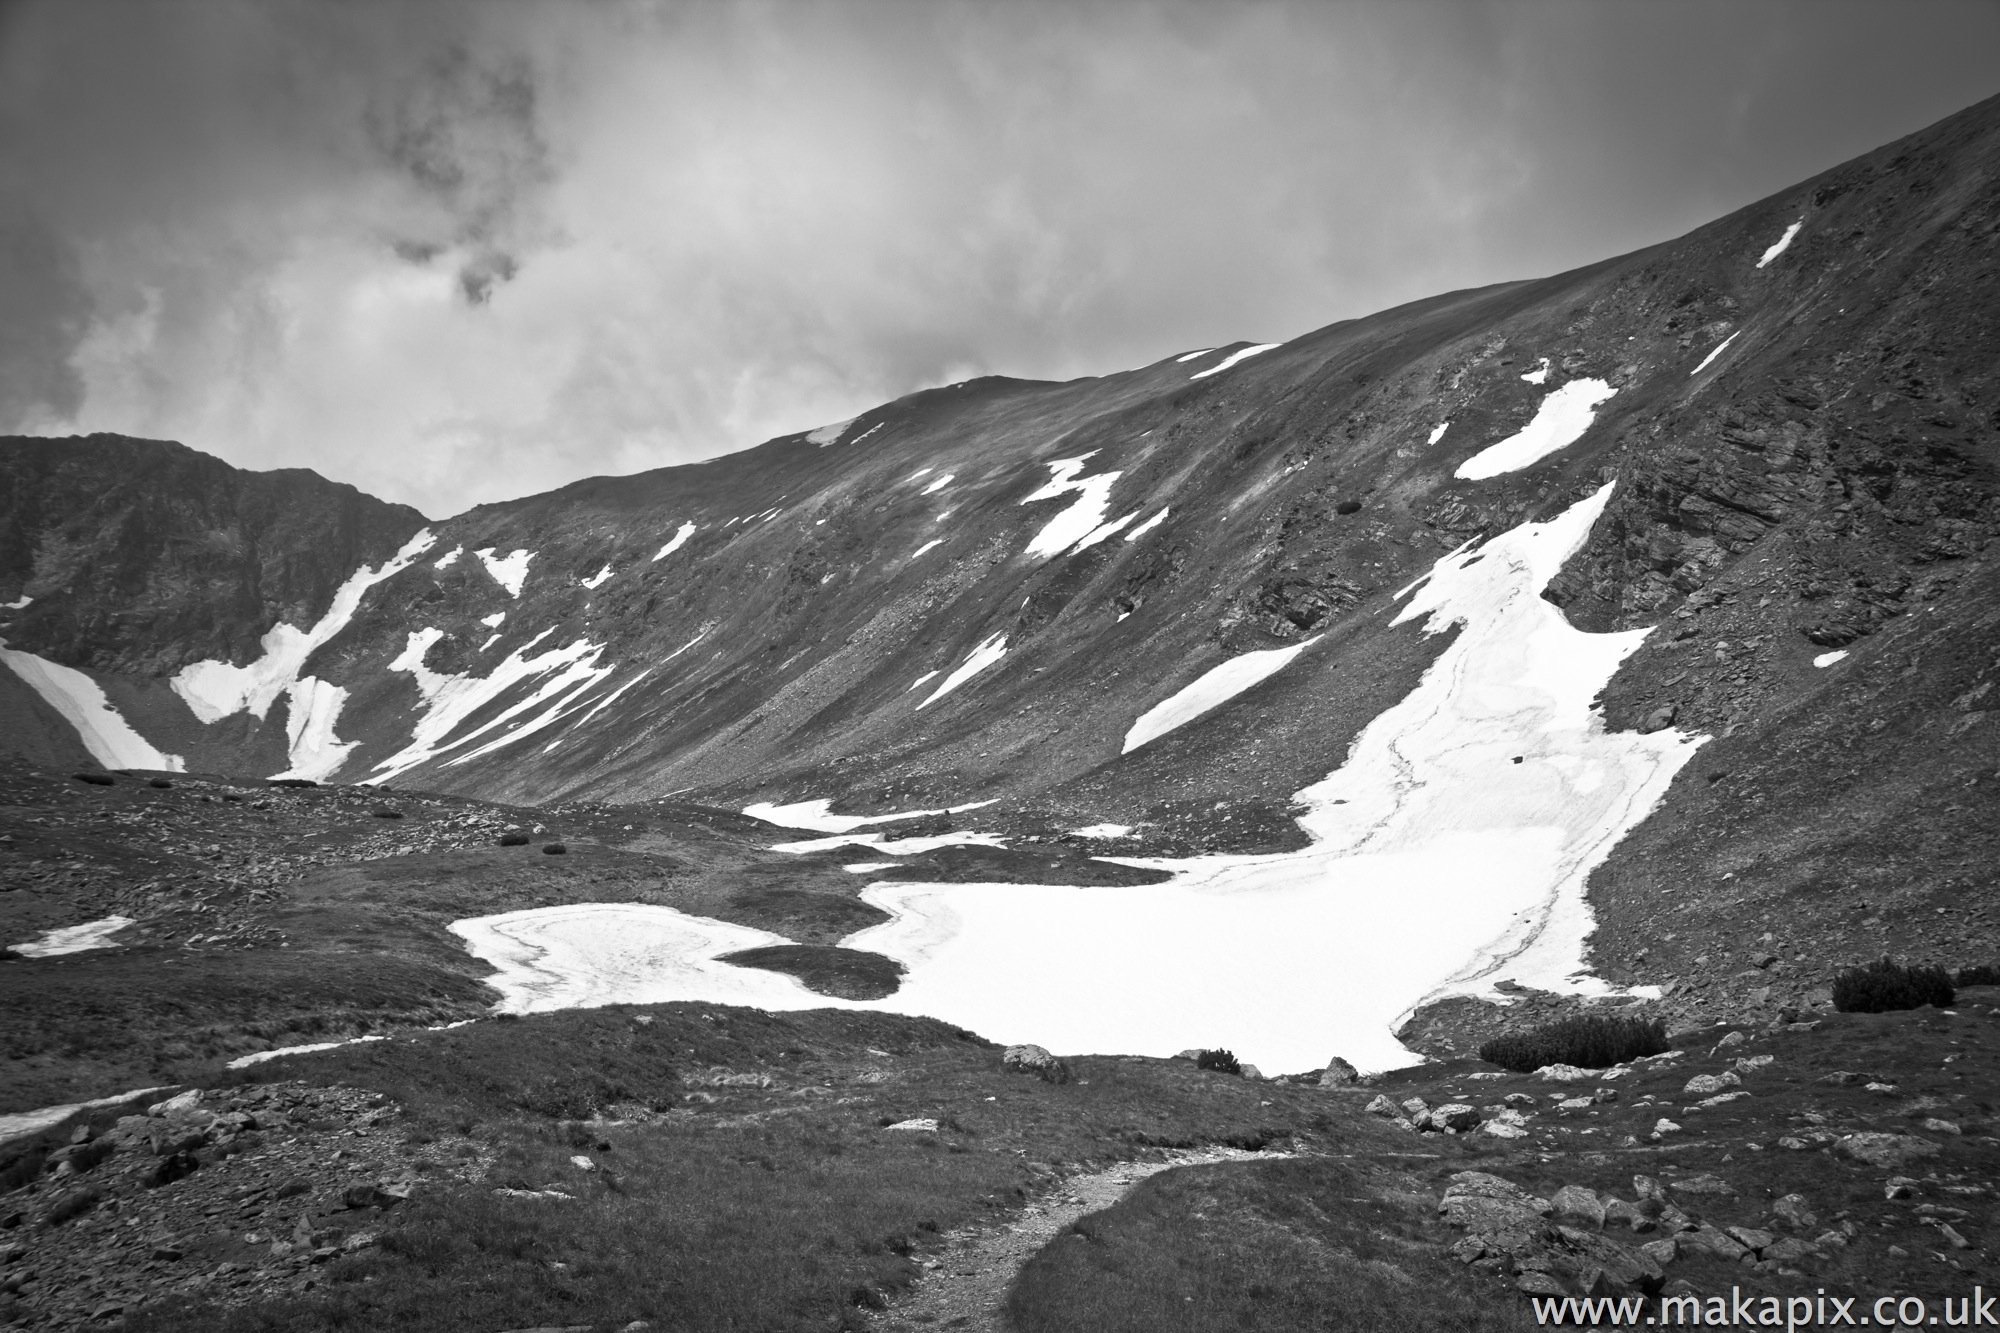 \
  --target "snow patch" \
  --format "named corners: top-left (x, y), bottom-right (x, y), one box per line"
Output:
top-left (475, 548), bottom-right (534, 597)
top-left (1124, 508), bottom-right (1169, 541)
top-left (1, 647), bottom-right (185, 771)
top-left (1, 1087), bottom-right (174, 1149)
top-left (367, 628), bottom-right (613, 782)
top-left (1757, 219), bottom-right (1803, 268)
top-left (653, 522), bottom-right (697, 560)
top-left (172, 528), bottom-right (436, 724)
top-left (1690, 331), bottom-right (1739, 376)
top-left (768, 831), bottom-right (1008, 856)
top-left (910, 539), bottom-right (944, 559)
top-left (844, 862), bottom-right (901, 873)
top-left (3, 594), bottom-right (32, 610)
top-left (10, 915), bottom-right (134, 957)
top-left (1020, 456), bottom-right (1123, 559)
top-left (807, 416), bottom-right (856, 446)
top-left (1071, 510), bottom-right (1137, 552)
top-left (228, 1035), bottom-right (388, 1069)
top-left (1071, 824), bottom-right (1133, 839)
top-left (743, 798), bottom-right (996, 833)
top-left (908, 671), bottom-right (939, 692)
top-left (580, 564), bottom-right (615, 590)
top-left (920, 474), bottom-right (953, 495)
top-left (1520, 358), bottom-right (1551, 385)
top-left (1455, 379), bottom-right (1616, 480)
top-left (1813, 650), bottom-right (1849, 668)
top-left (273, 676), bottom-right (358, 782)
top-left (1428, 422), bottom-right (1450, 445)
top-left (1124, 638), bottom-right (1320, 753)
top-left (480, 612), bottom-right (506, 628)
top-left (916, 634), bottom-right (1007, 709)
top-left (1189, 342), bottom-right (1279, 380)
top-left (1174, 348), bottom-right (1215, 363)
top-left (434, 546), bottom-right (462, 569)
